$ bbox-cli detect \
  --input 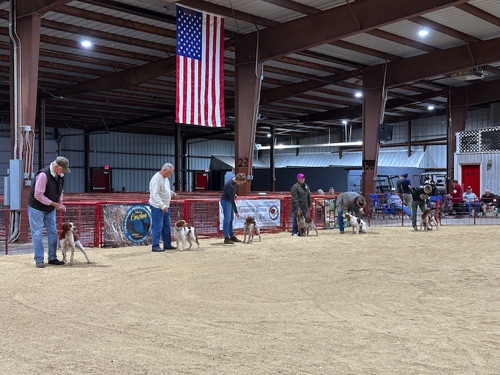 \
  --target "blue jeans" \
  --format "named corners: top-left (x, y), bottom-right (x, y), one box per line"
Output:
top-left (393, 204), bottom-right (412, 216)
top-left (220, 199), bottom-right (234, 238)
top-left (464, 201), bottom-right (480, 214)
top-left (28, 206), bottom-right (58, 263)
top-left (150, 205), bottom-right (172, 248)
